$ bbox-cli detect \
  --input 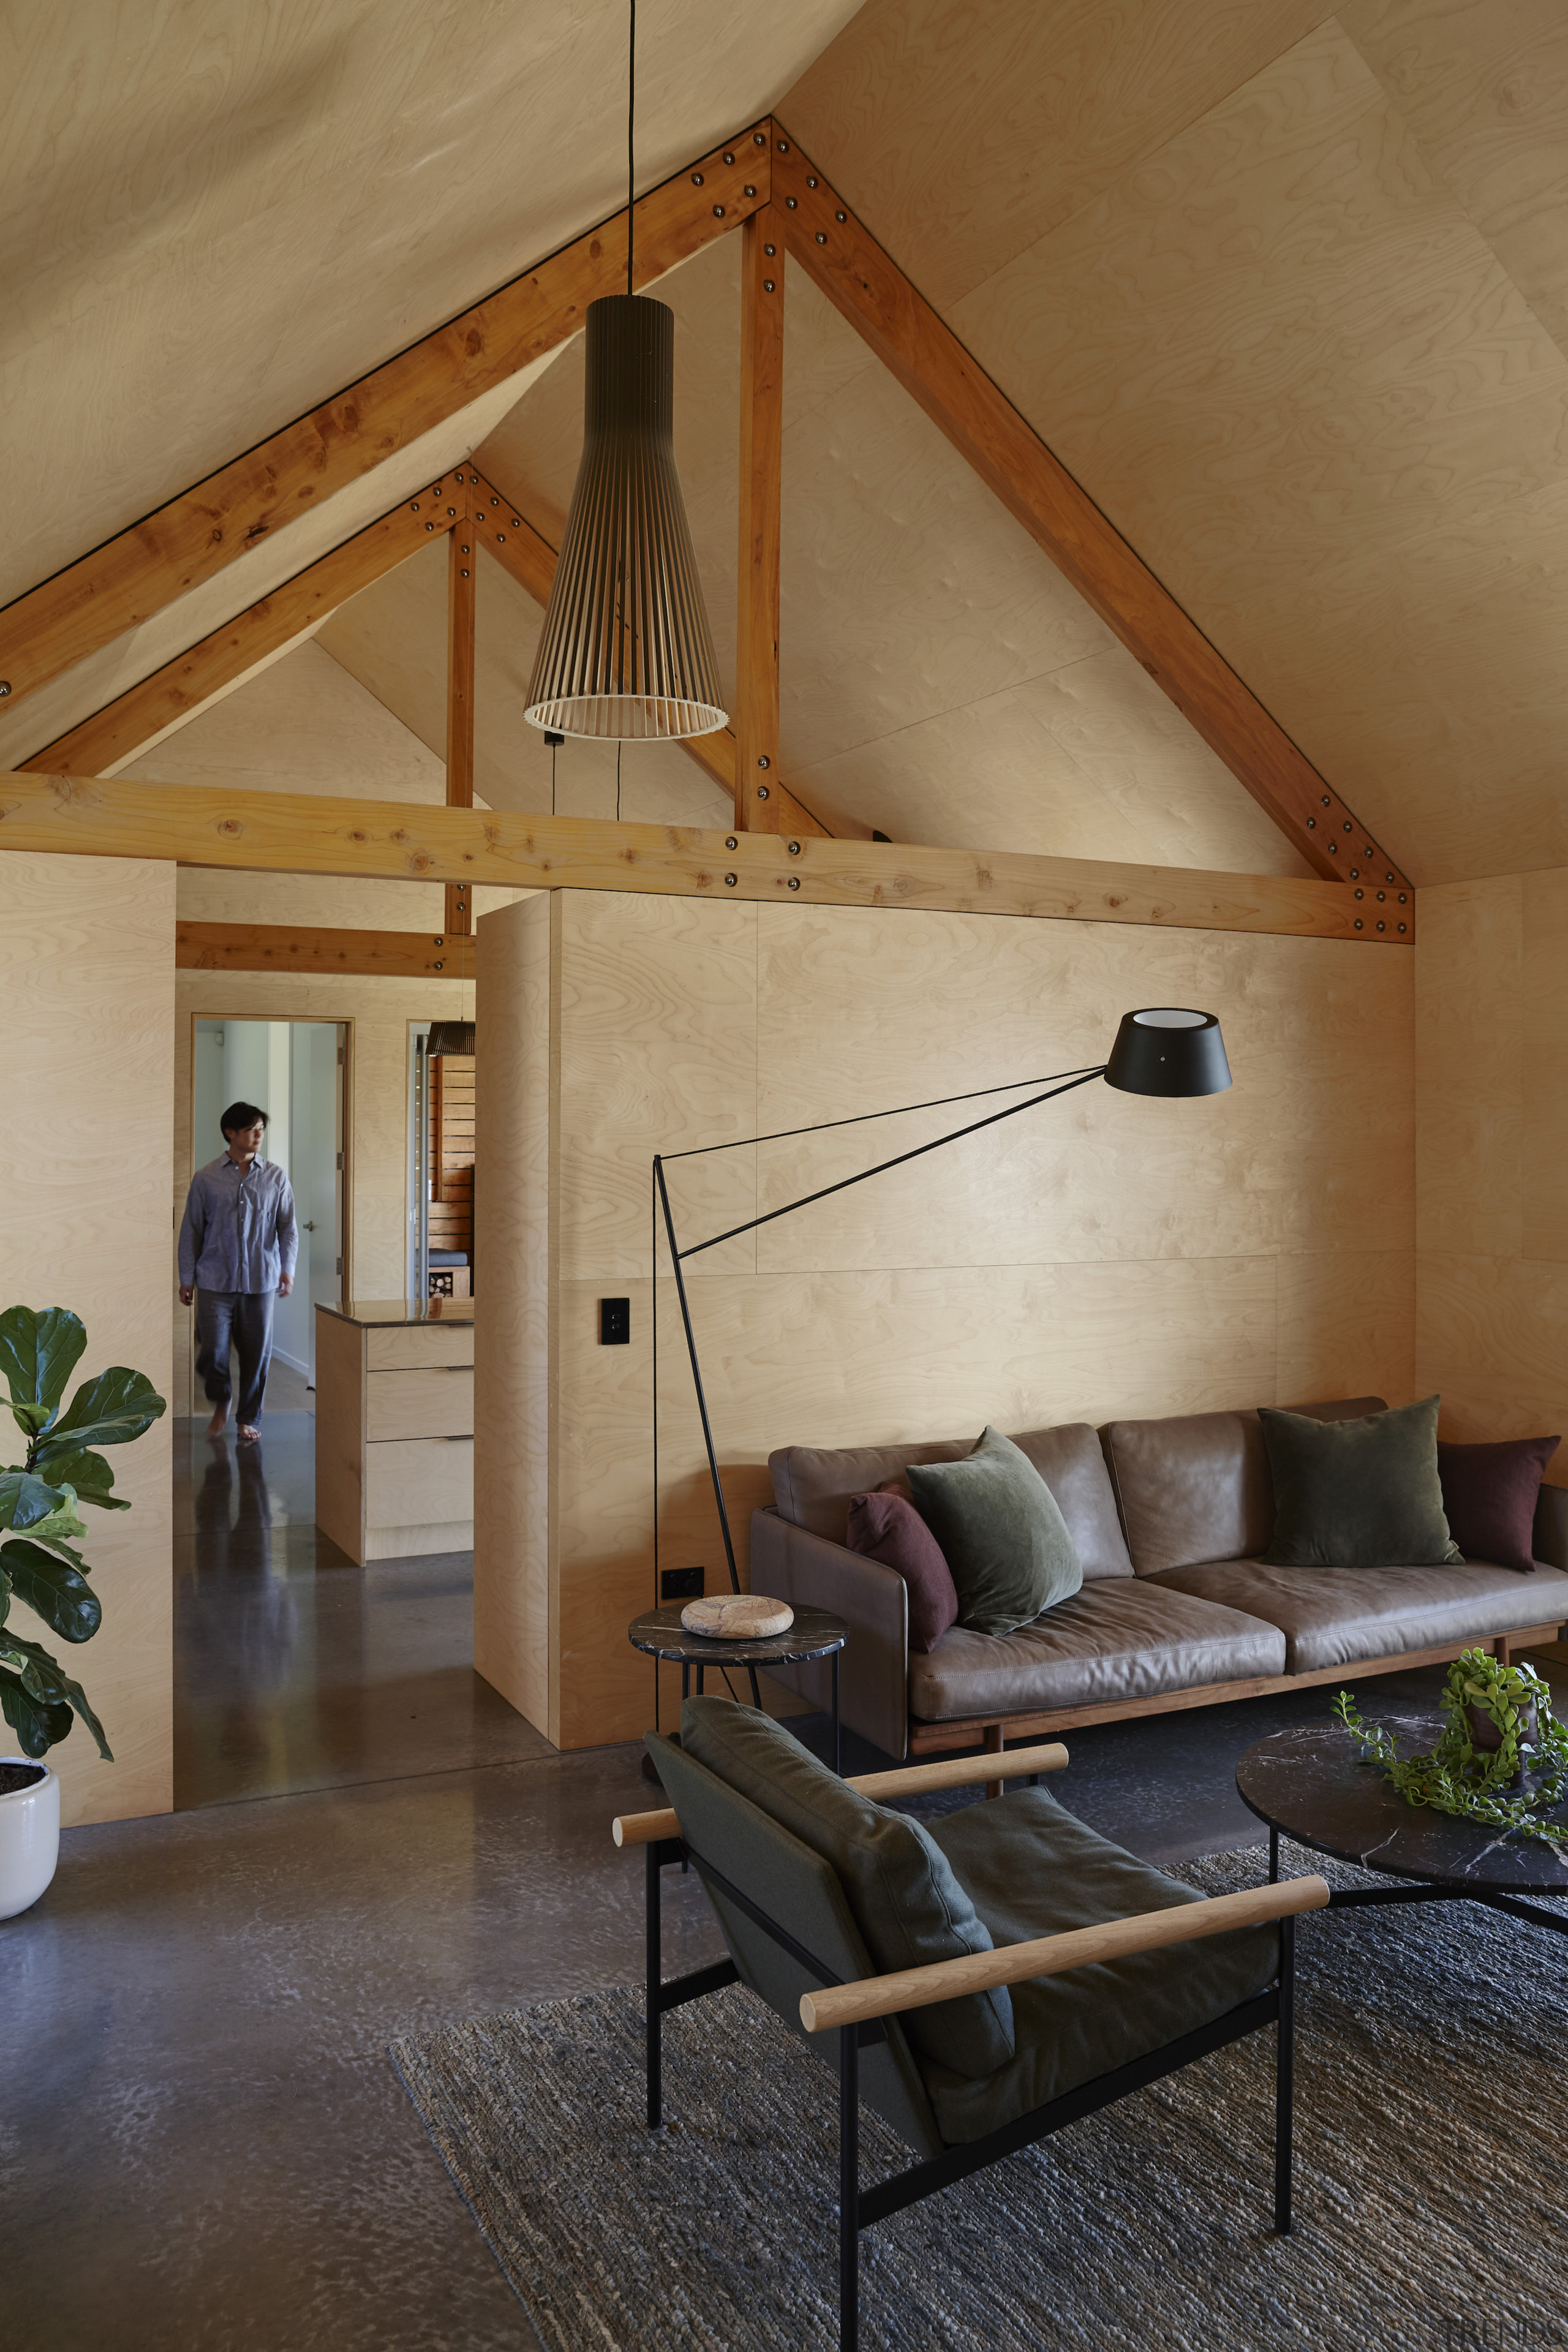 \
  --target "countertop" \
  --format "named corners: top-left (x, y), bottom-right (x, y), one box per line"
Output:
top-left (315, 1298), bottom-right (476, 1329)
